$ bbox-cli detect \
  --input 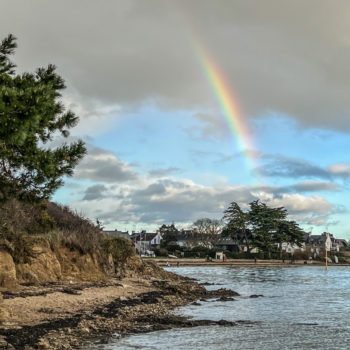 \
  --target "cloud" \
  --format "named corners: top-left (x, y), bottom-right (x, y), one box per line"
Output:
top-left (191, 112), bottom-right (227, 139)
top-left (265, 193), bottom-right (332, 215)
top-left (73, 176), bottom-right (335, 229)
top-left (82, 184), bottom-right (108, 200)
top-left (74, 146), bottom-right (139, 183)
top-left (290, 181), bottom-right (338, 192)
top-left (62, 90), bottom-right (121, 137)
top-left (148, 167), bottom-right (180, 177)
top-left (3, 1), bottom-right (350, 130)
top-left (327, 163), bottom-right (350, 178)
top-left (256, 155), bottom-right (331, 179)
top-left (257, 155), bottom-right (350, 182)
